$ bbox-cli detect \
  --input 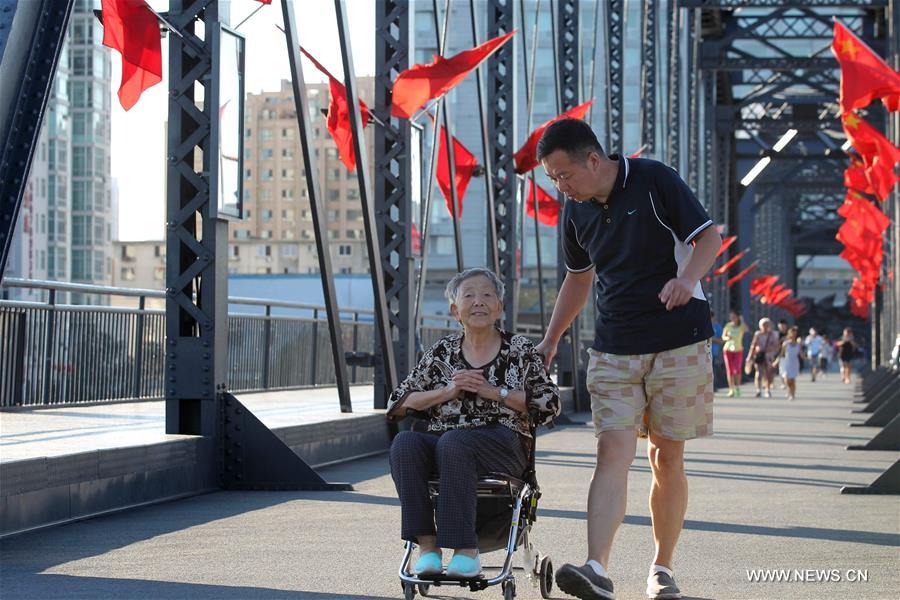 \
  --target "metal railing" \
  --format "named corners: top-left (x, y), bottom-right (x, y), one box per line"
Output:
top-left (0, 278), bottom-right (464, 407)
